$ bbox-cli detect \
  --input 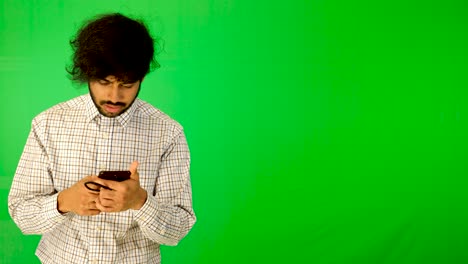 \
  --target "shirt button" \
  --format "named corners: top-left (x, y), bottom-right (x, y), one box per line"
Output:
top-left (93, 259), bottom-right (98, 264)
top-left (102, 132), bottom-right (109, 139)
top-left (96, 226), bottom-right (101, 231)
